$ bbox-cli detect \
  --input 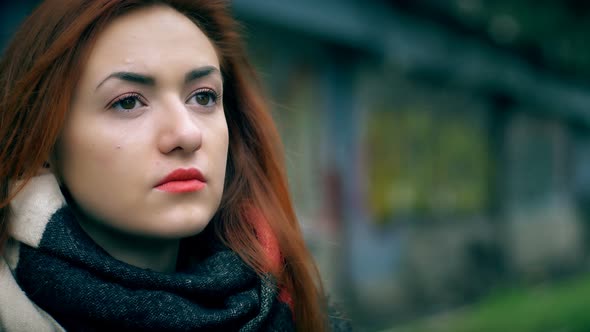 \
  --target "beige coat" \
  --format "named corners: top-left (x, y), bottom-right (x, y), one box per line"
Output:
top-left (0, 175), bottom-right (66, 332)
